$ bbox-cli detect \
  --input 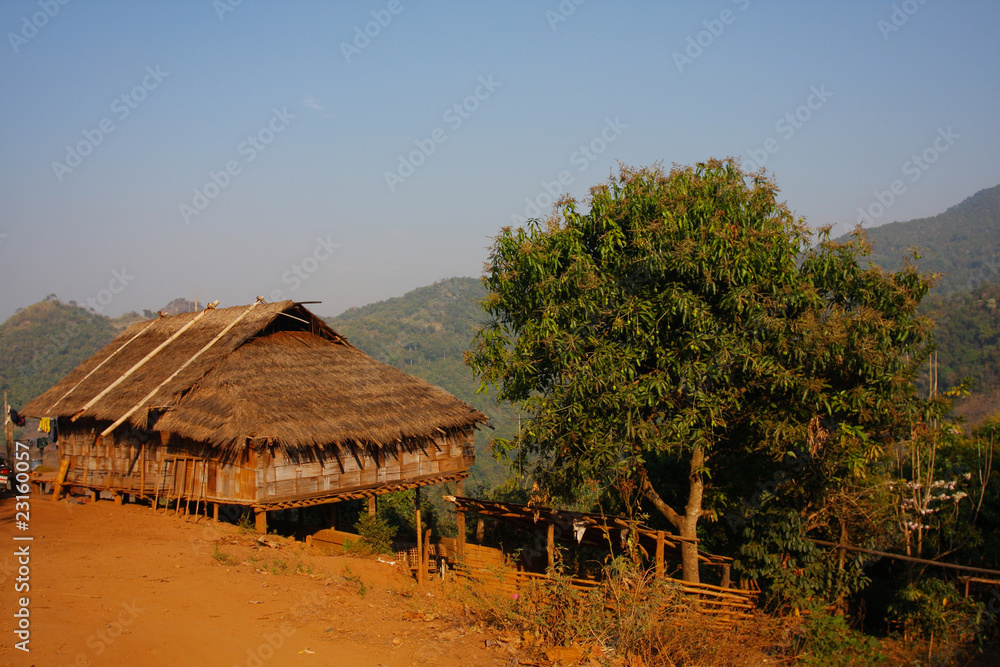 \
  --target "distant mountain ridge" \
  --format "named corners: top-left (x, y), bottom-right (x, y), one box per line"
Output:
top-left (845, 184), bottom-right (1000, 294)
